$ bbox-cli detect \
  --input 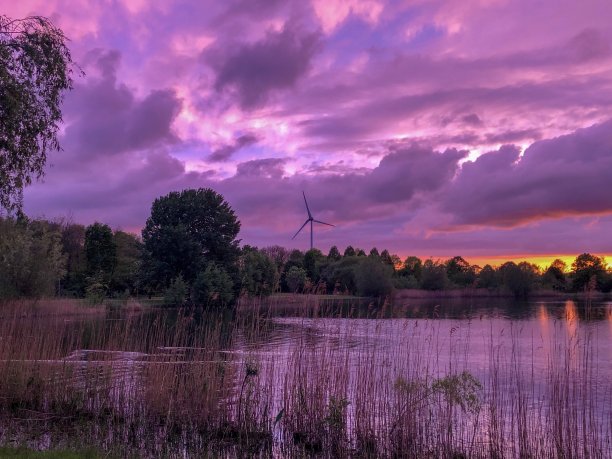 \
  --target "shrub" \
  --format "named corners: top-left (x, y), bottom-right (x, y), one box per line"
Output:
top-left (192, 263), bottom-right (234, 307)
